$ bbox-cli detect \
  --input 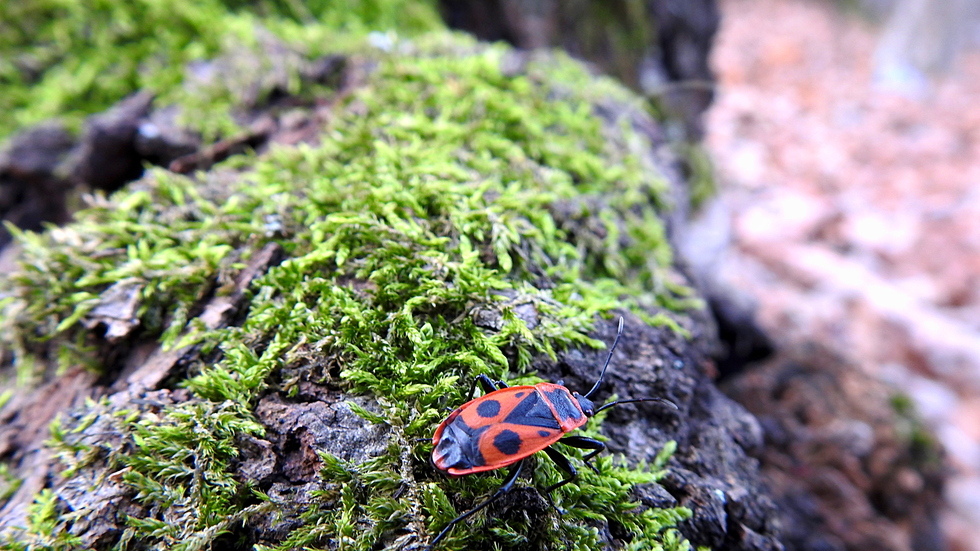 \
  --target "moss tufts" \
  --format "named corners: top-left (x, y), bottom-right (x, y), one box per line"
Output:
top-left (1, 35), bottom-right (694, 550)
top-left (0, 0), bottom-right (443, 140)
